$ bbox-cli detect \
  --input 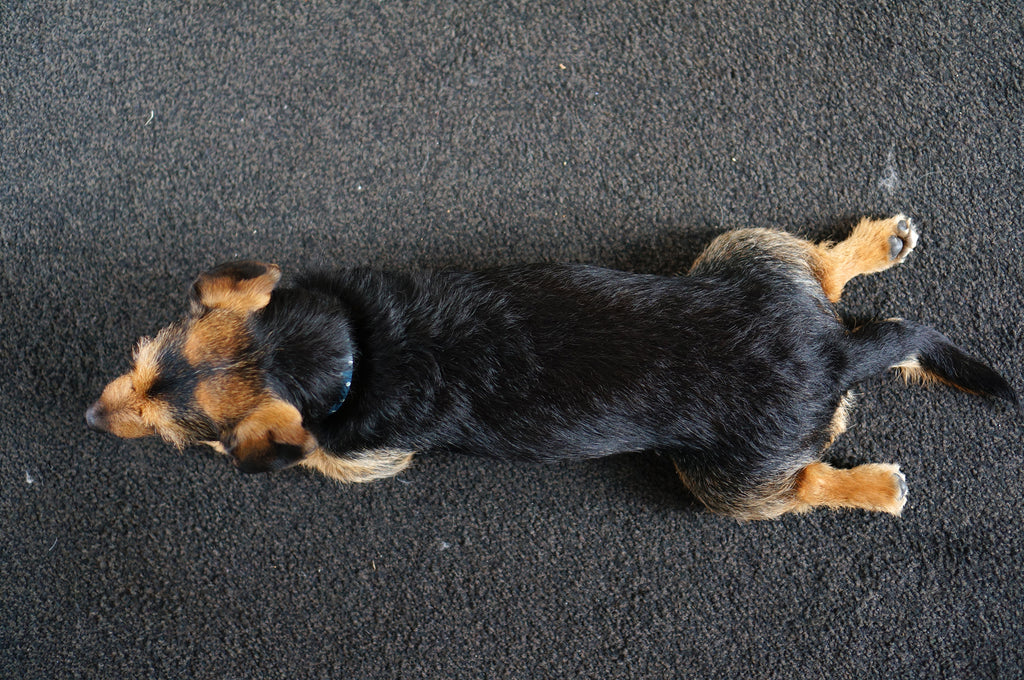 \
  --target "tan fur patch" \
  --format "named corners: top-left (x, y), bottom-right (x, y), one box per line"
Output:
top-left (826, 392), bottom-right (856, 447)
top-left (893, 357), bottom-right (931, 383)
top-left (183, 311), bottom-right (249, 367)
top-left (232, 399), bottom-right (313, 451)
top-left (131, 336), bottom-right (162, 394)
top-left (202, 440), bottom-right (228, 454)
top-left (893, 356), bottom-right (979, 395)
top-left (194, 264), bottom-right (281, 313)
top-left (194, 375), bottom-right (263, 423)
top-left (137, 397), bottom-right (183, 446)
top-left (300, 447), bottom-right (415, 483)
top-left (92, 374), bottom-right (155, 438)
top-left (792, 461), bottom-right (907, 515)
